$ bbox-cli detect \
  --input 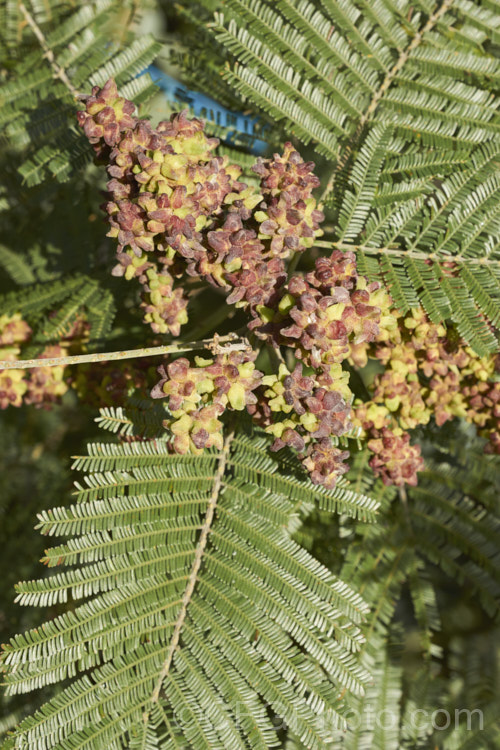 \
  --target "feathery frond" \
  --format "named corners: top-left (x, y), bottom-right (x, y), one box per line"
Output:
top-left (1, 411), bottom-right (381, 749)
top-left (0, 0), bottom-right (161, 186)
